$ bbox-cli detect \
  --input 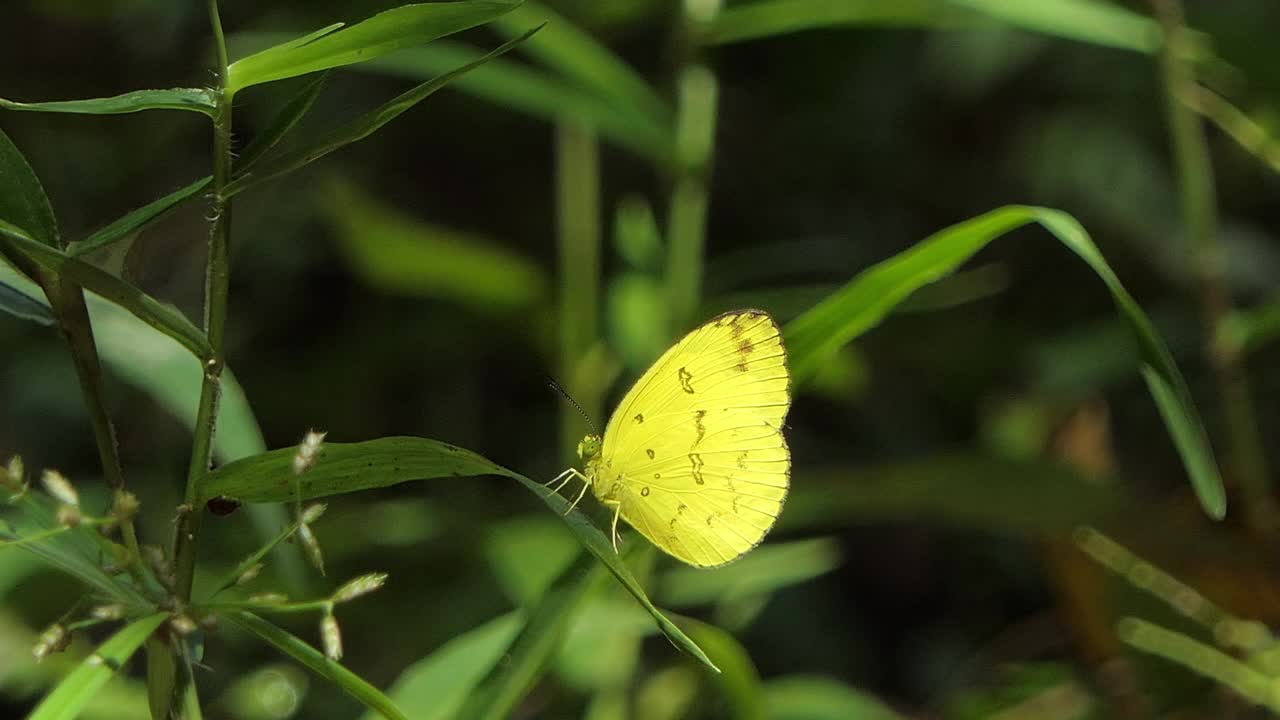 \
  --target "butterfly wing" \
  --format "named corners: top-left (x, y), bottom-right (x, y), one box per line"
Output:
top-left (599, 310), bottom-right (790, 567)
